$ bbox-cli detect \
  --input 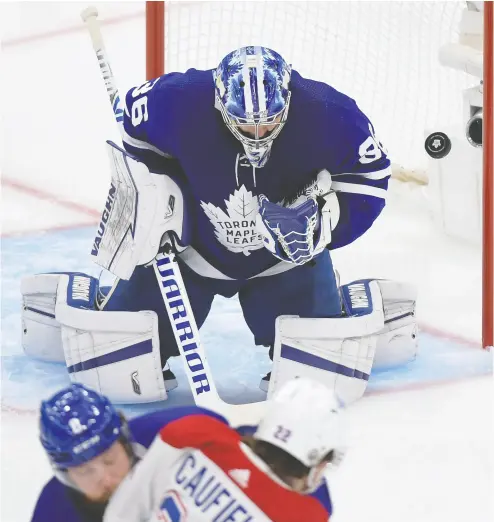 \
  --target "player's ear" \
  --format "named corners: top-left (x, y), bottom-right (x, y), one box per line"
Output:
top-left (118, 412), bottom-right (132, 440)
top-left (117, 412), bottom-right (137, 462)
